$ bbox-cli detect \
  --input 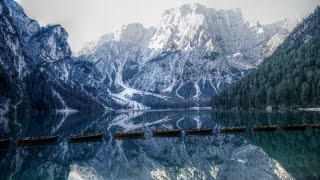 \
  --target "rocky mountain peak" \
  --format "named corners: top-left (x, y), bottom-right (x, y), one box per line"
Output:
top-left (75, 3), bottom-right (293, 108)
top-left (0, 0), bottom-right (105, 112)
top-left (114, 23), bottom-right (156, 44)
top-left (26, 24), bottom-right (71, 63)
top-left (76, 23), bottom-right (156, 57)
top-left (176, 3), bottom-right (207, 16)
top-left (2, 0), bottom-right (40, 43)
top-left (149, 5), bottom-right (247, 52)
